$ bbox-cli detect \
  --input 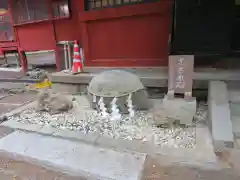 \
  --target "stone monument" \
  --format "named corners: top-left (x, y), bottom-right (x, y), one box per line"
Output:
top-left (153, 55), bottom-right (196, 126)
